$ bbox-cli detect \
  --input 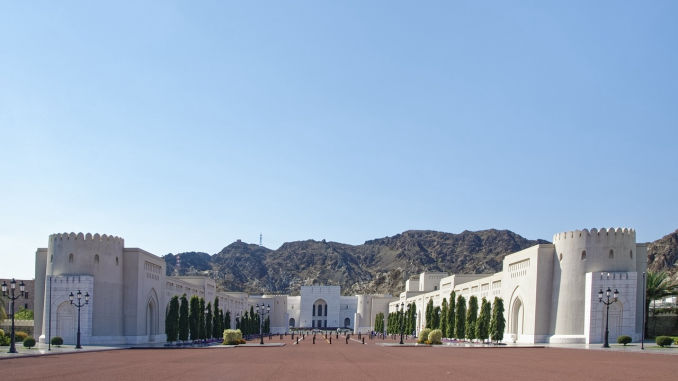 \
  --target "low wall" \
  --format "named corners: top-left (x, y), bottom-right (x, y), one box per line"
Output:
top-left (0, 319), bottom-right (35, 337)
top-left (647, 314), bottom-right (678, 337)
